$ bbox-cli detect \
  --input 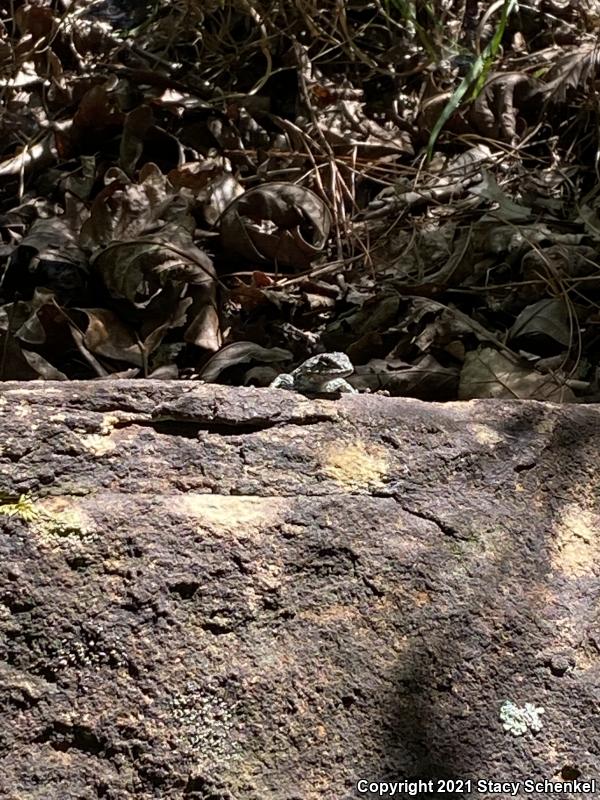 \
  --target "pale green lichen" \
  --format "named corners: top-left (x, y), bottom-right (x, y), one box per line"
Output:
top-left (0, 493), bottom-right (40, 522)
top-left (167, 681), bottom-right (241, 759)
top-left (35, 509), bottom-right (89, 540)
top-left (500, 700), bottom-right (545, 736)
top-left (0, 493), bottom-right (94, 542)
top-left (51, 624), bottom-right (127, 671)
